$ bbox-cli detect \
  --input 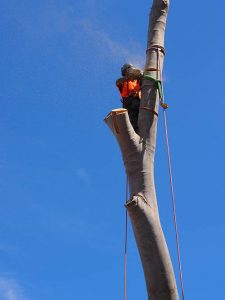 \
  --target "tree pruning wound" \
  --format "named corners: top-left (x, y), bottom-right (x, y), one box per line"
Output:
top-left (112, 111), bottom-right (120, 134)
